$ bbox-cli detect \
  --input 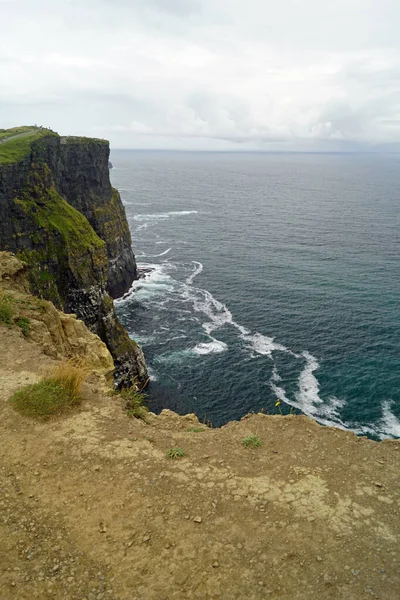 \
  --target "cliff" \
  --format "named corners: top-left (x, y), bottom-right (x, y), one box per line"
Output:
top-left (0, 127), bottom-right (146, 387)
top-left (0, 271), bottom-right (399, 599)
